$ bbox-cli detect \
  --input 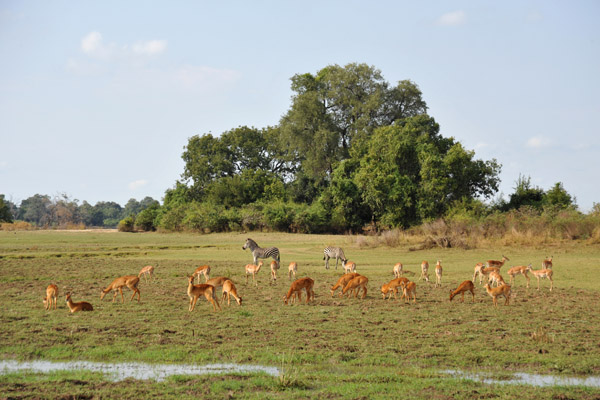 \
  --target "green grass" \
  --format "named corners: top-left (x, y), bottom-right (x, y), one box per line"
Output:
top-left (1, 230), bottom-right (599, 398)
